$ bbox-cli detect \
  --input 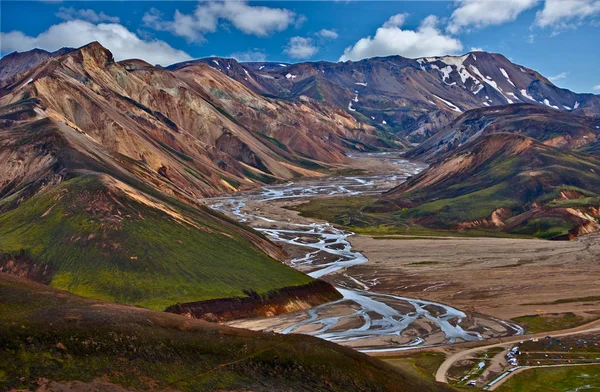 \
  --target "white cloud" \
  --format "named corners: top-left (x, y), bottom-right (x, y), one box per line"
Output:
top-left (592, 84), bottom-right (600, 90)
top-left (316, 29), bottom-right (339, 40)
top-left (230, 49), bottom-right (267, 62)
top-left (548, 71), bottom-right (569, 81)
top-left (448, 0), bottom-right (539, 34)
top-left (144, 0), bottom-right (299, 42)
top-left (339, 14), bottom-right (463, 62)
top-left (0, 20), bottom-right (192, 66)
top-left (295, 15), bottom-right (308, 29)
top-left (535, 0), bottom-right (600, 28)
top-left (527, 34), bottom-right (536, 43)
top-left (470, 46), bottom-right (484, 51)
top-left (284, 36), bottom-right (318, 59)
top-left (56, 7), bottom-right (120, 24)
